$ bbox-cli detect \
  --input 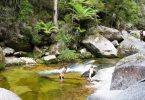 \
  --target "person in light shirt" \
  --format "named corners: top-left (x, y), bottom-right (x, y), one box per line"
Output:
top-left (59, 65), bottom-right (68, 82)
top-left (89, 66), bottom-right (95, 82)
